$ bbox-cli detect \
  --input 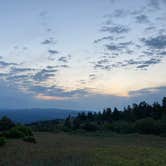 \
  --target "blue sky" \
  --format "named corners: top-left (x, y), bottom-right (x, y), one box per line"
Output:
top-left (0, 0), bottom-right (166, 110)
